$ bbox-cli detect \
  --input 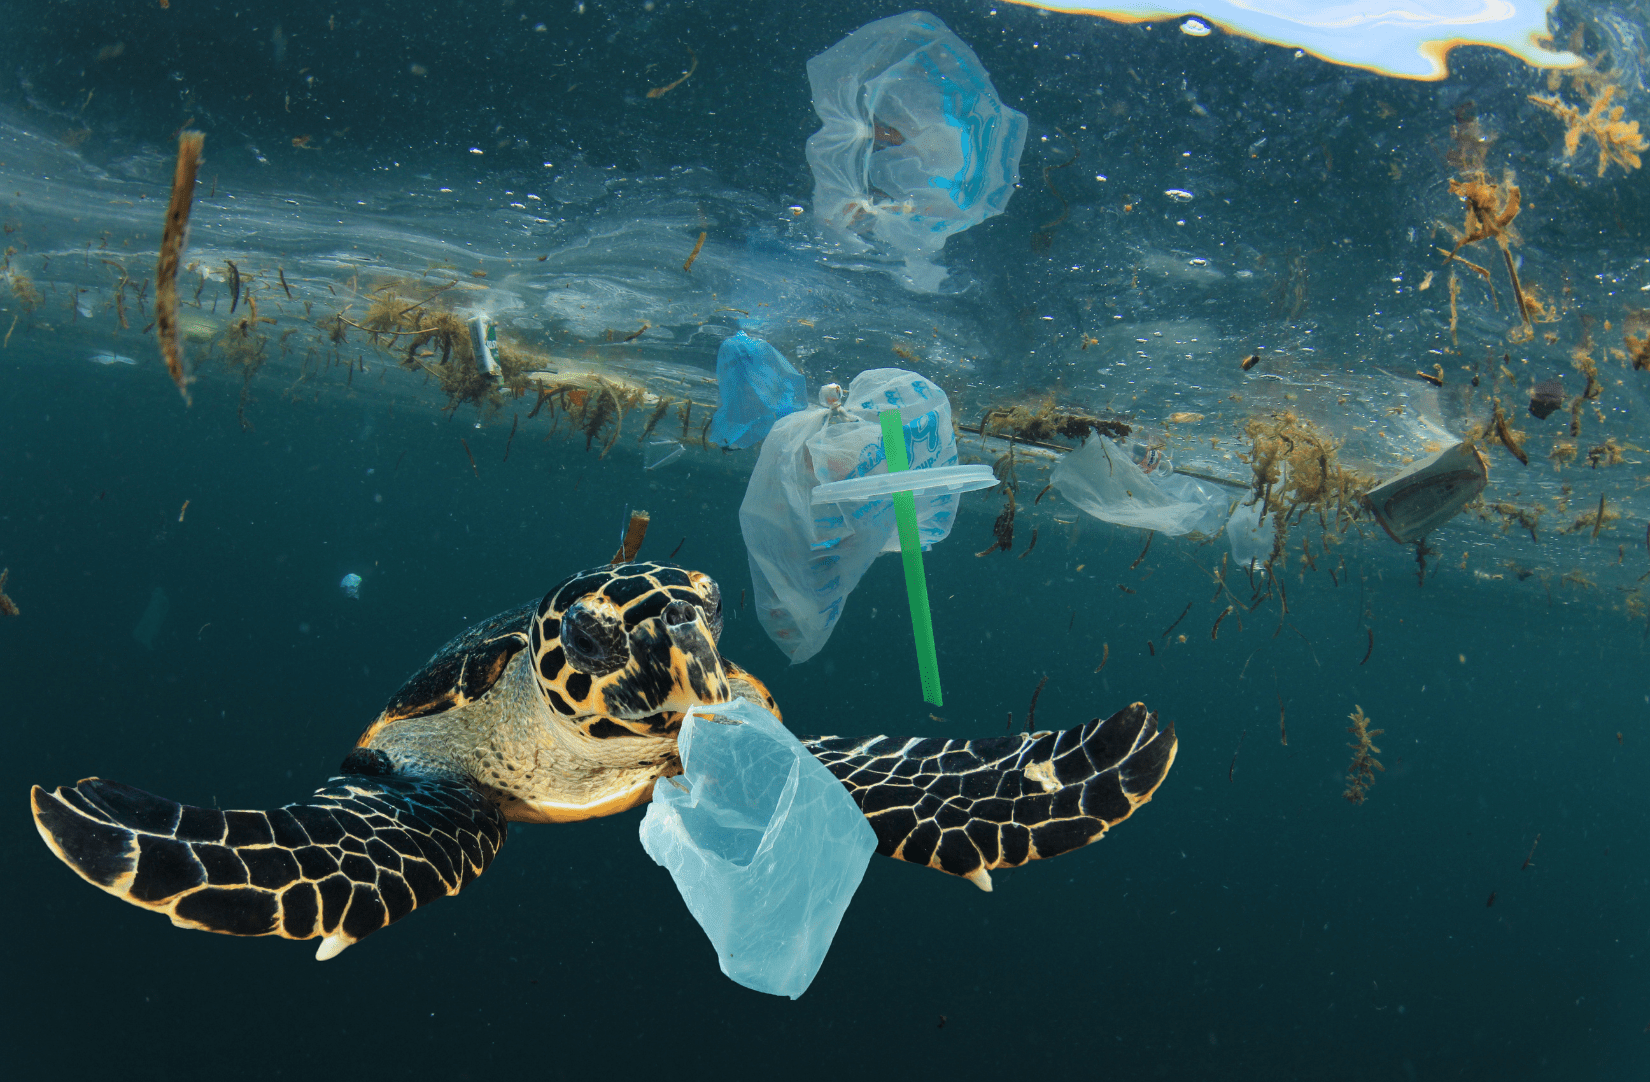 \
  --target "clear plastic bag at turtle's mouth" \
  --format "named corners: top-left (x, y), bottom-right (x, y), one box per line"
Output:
top-left (805, 10), bottom-right (1027, 293)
